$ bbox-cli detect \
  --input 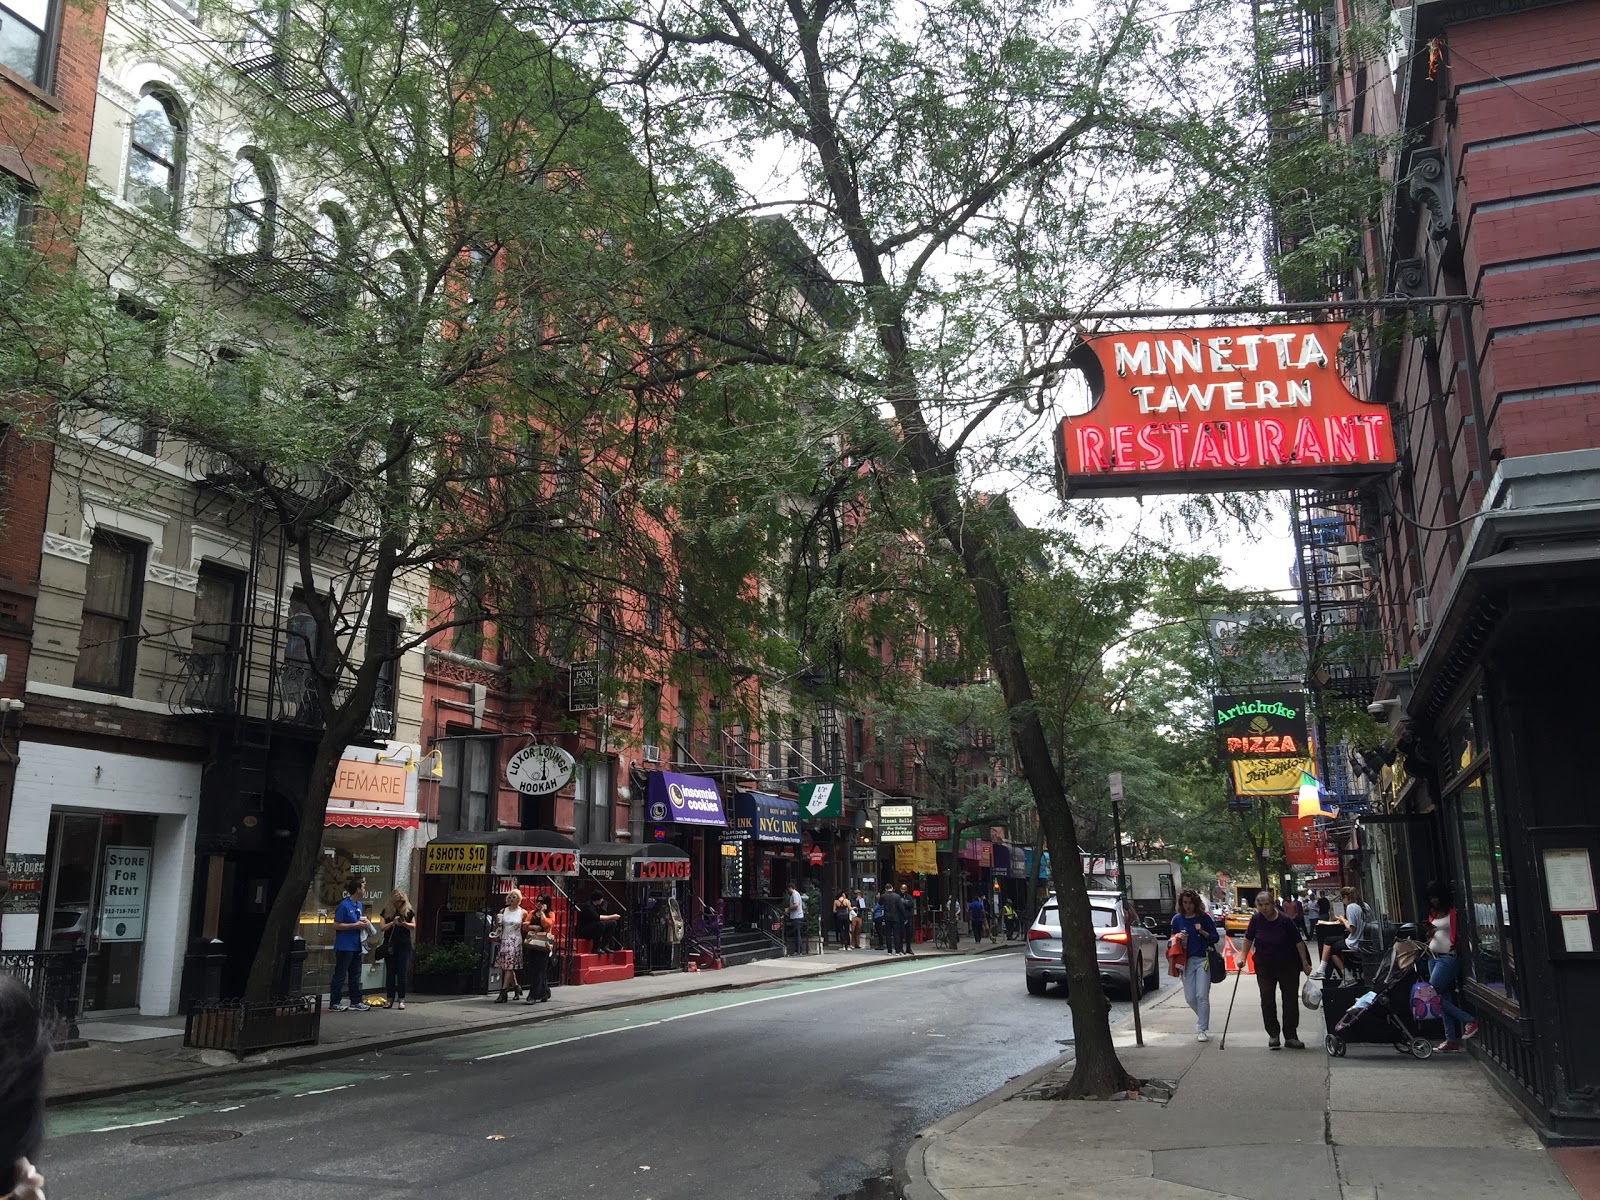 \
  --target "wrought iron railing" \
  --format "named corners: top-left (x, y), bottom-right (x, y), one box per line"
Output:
top-left (173, 649), bottom-right (239, 713)
top-left (0, 948), bottom-right (86, 1047)
top-left (184, 994), bottom-right (322, 1053)
top-left (173, 651), bottom-right (392, 737)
